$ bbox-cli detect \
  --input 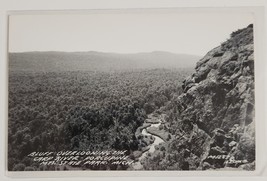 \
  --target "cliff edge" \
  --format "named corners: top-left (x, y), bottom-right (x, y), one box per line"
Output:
top-left (177, 24), bottom-right (255, 170)
top-left (142, 24), bottom-right (255, 171)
